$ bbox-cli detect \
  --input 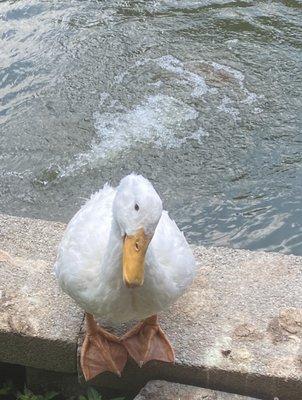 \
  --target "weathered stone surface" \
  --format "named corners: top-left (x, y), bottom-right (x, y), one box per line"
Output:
top-left (134, 381), bottom-right (257, 399)
top-left (87, 246), bottom-right (302, 399)
top-left (0, 213), bottom-right (65, 261)
top-left (0, 213), bottom-right (83, 373)
top-left (1, 213), bottom-right (302, 399)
